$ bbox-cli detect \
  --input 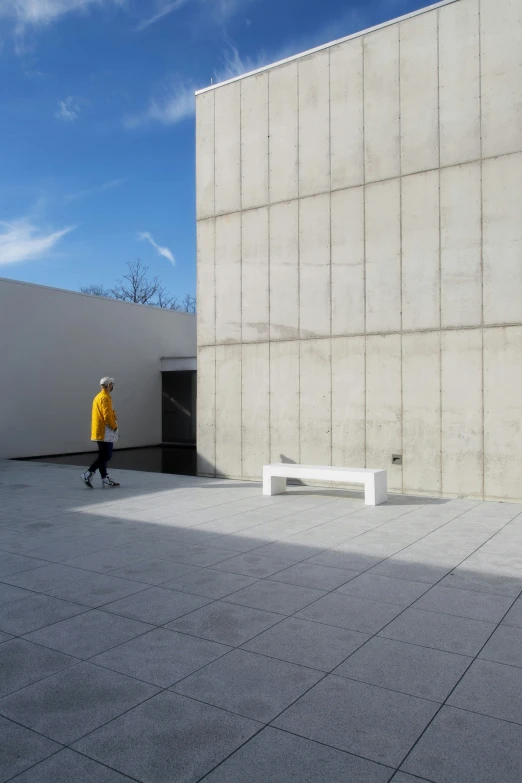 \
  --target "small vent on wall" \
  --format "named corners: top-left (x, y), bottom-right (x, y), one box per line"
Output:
top-left (392, 454), bottom-right (402, 466)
